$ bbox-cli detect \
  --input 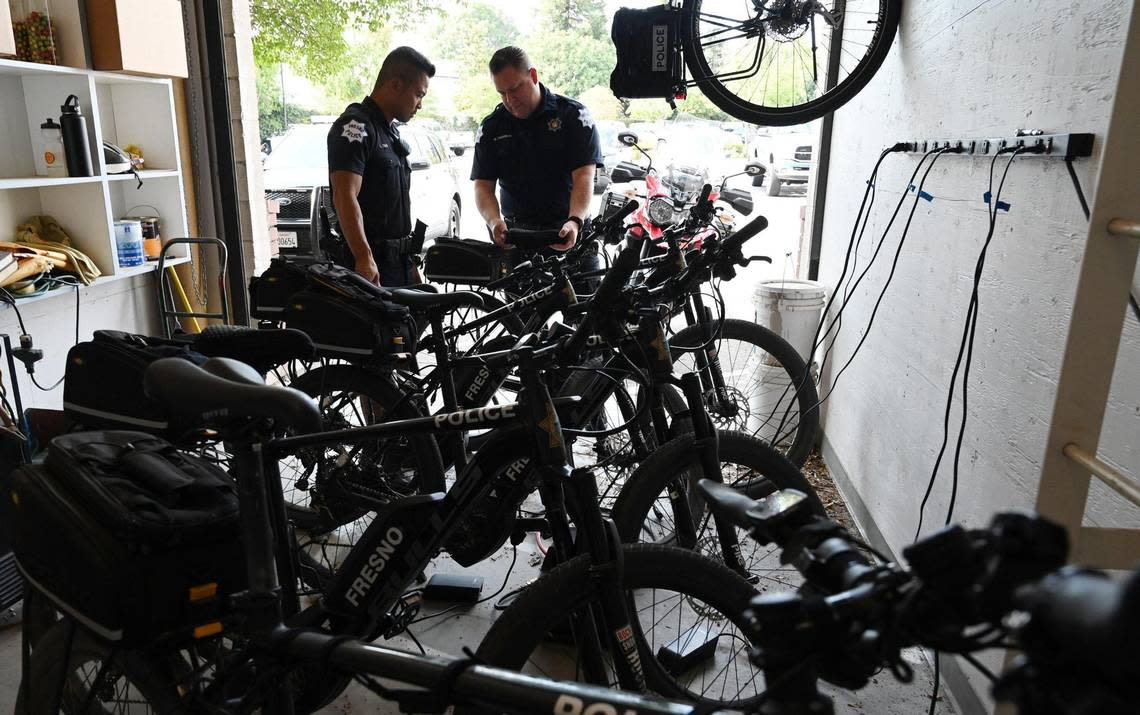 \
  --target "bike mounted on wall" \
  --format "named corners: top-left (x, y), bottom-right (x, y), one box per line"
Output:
top-left (611, 0), bottom-right (903, 125)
